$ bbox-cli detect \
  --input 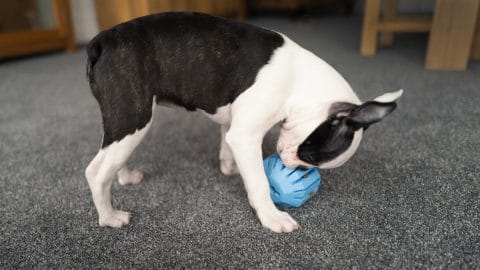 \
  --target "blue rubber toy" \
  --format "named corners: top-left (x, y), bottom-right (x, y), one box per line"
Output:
top-left (263, 153), bottom-right (321, 208)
